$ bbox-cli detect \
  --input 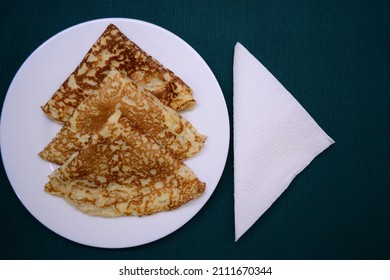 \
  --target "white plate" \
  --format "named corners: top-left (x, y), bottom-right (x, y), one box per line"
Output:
top-left (0, 18), bottom-right (229, 248)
